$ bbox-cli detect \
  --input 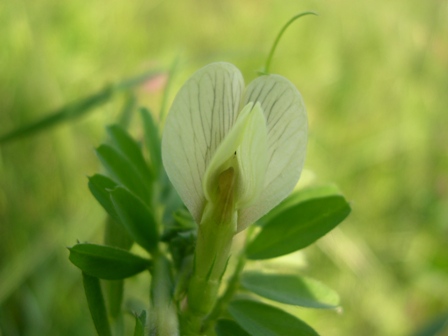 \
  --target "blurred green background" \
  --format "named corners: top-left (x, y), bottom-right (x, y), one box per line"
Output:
top-left (1, 0), bottom-right (447, 335)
